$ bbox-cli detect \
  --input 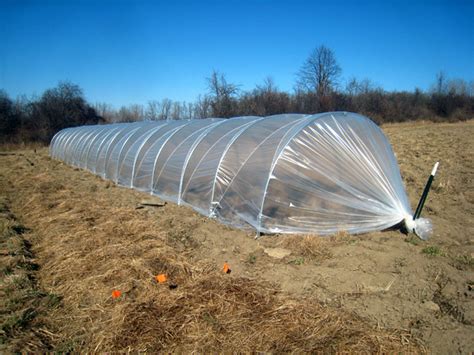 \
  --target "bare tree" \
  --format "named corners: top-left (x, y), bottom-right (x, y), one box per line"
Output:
top-left (0, 90), bottom-right (19, 140)
top-left (171, 101), bottom-right (182, 120)
top-left (345, 77), bottom-right (359, 96)
top-left (147, 99), bottom-right (172, 120)
top-left (160, 98), bottom-right (172, 120)
top-left (129, 104), bottom-right (144, 121)
top-left (145, 100), bottom-right (161, 120)
top-left (207, 70), bottom-right (239, 117)
top-left (296, 45), bottom-right (341, 97)
top-left (447, 78), bottom-right (469, 96)
top-left (432, 71), bottom-right (447, 94)
top-left (94, 102), bottom-right (116, 122)
top-left (469, 80), bottom-right (474, 97)
top-left (184, 102), bottom-right (195, 119)
top-left (256, 76), bottom-right (277, 94)
top-left (29, 81), bottom-right (99, 139)
top-left (116, 106), bottom-right (133, 122)
top-left (345, 77), bottom-right (375, 96)
top-left (246, 76), bottom-right (291, 116)
top-left (116, 104), bottom-right (143, 122)
top-left (194, 95), bottom-right (212, 118)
